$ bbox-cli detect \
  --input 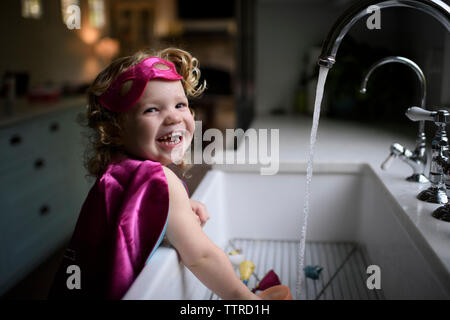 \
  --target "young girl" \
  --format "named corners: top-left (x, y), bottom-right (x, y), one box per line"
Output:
top-left (48, 48), bottom-right (260, 300)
